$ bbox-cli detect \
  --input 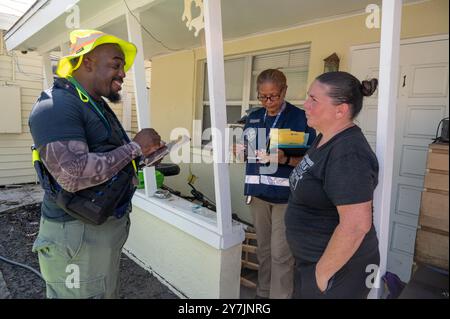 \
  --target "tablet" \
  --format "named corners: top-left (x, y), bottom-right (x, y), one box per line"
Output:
top-left (139, 135), bottom-right (190, 167)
